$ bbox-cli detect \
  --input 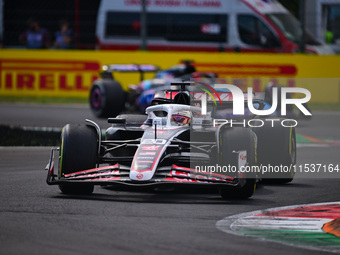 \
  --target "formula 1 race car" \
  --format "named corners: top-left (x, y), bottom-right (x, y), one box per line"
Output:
top-left (46, 82), bottom-right (296, 199)
top-left (89, 61), bottom-right (217, 118)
